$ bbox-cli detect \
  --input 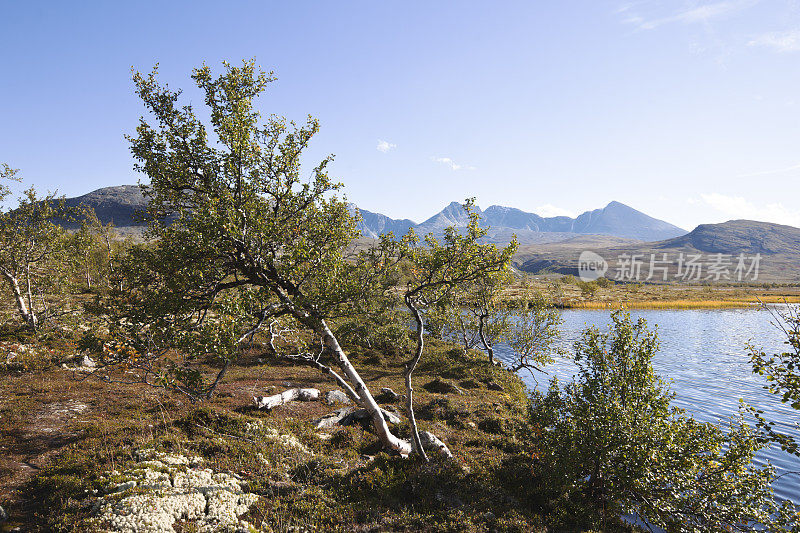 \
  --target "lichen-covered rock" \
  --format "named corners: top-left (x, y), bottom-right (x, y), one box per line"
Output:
top-left (419, 431), bottom-right (453, 458)
top-left (323, 390), bottom-right (352, 405)
top-left (339, 407), bottom-right (401, 427)
top-left (315, 407), bottom-right (355, 429)
top-left (94, 451), bottom-right (258, 533)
